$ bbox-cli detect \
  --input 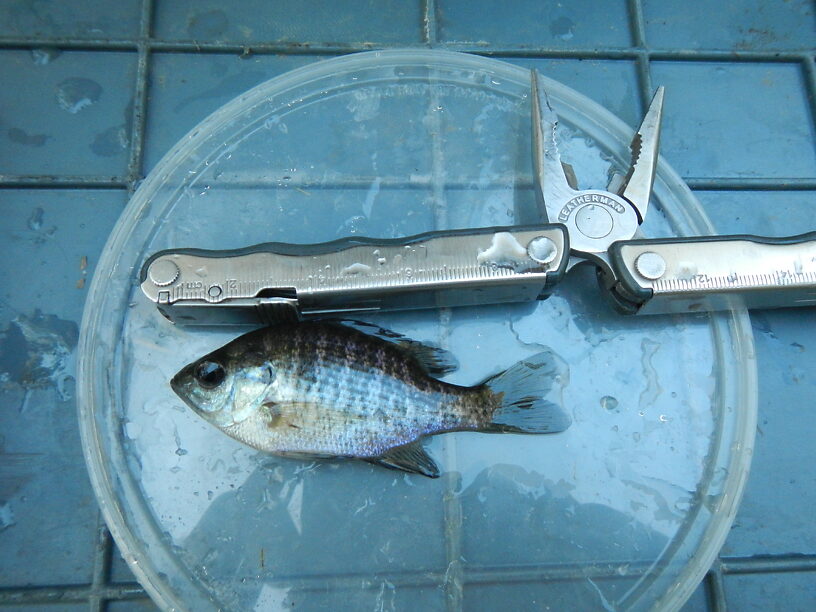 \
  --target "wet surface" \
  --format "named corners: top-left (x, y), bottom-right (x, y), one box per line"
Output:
top-left (0, 50), bottom-right (136, 175)
top-left (643, 0), bottom-right (814, 50)
top-left (0, 310), bottom-right (77, 395)
top-left (79, 56), bottom-right (746, 611)
top-left (0, 0), bottom-right (142, 38)
top-left (153, 0), bottom-right (423, 44)
top-left (437, 0), bottom-right (630, 48)
top-left (55, 77), bottom-right (103, 114)
top-left (2, 2), bottom-right (815, 611)
top-left (7, 127), bottom-right (49, 146)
